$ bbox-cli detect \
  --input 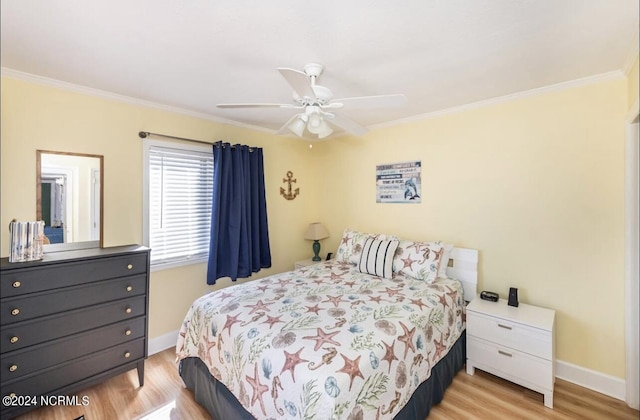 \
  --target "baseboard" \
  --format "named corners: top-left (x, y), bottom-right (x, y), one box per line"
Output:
top-left (148, 331), bottom-right (627, 402)
top-left (148, 330), bottom-right (179, 356)
top-left (556, 359), bottom-right (626, 401)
